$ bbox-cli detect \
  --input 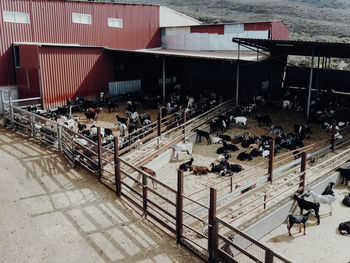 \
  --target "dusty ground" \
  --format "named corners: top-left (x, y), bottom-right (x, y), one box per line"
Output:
top-left (155, 107), bottom-right (330, 196)
top-left (0, 127), bottom-right (200, 263)
top-left (260, 185), bottom-right (350, 263)
top-left (71, 102), bottom-right (159, 136)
